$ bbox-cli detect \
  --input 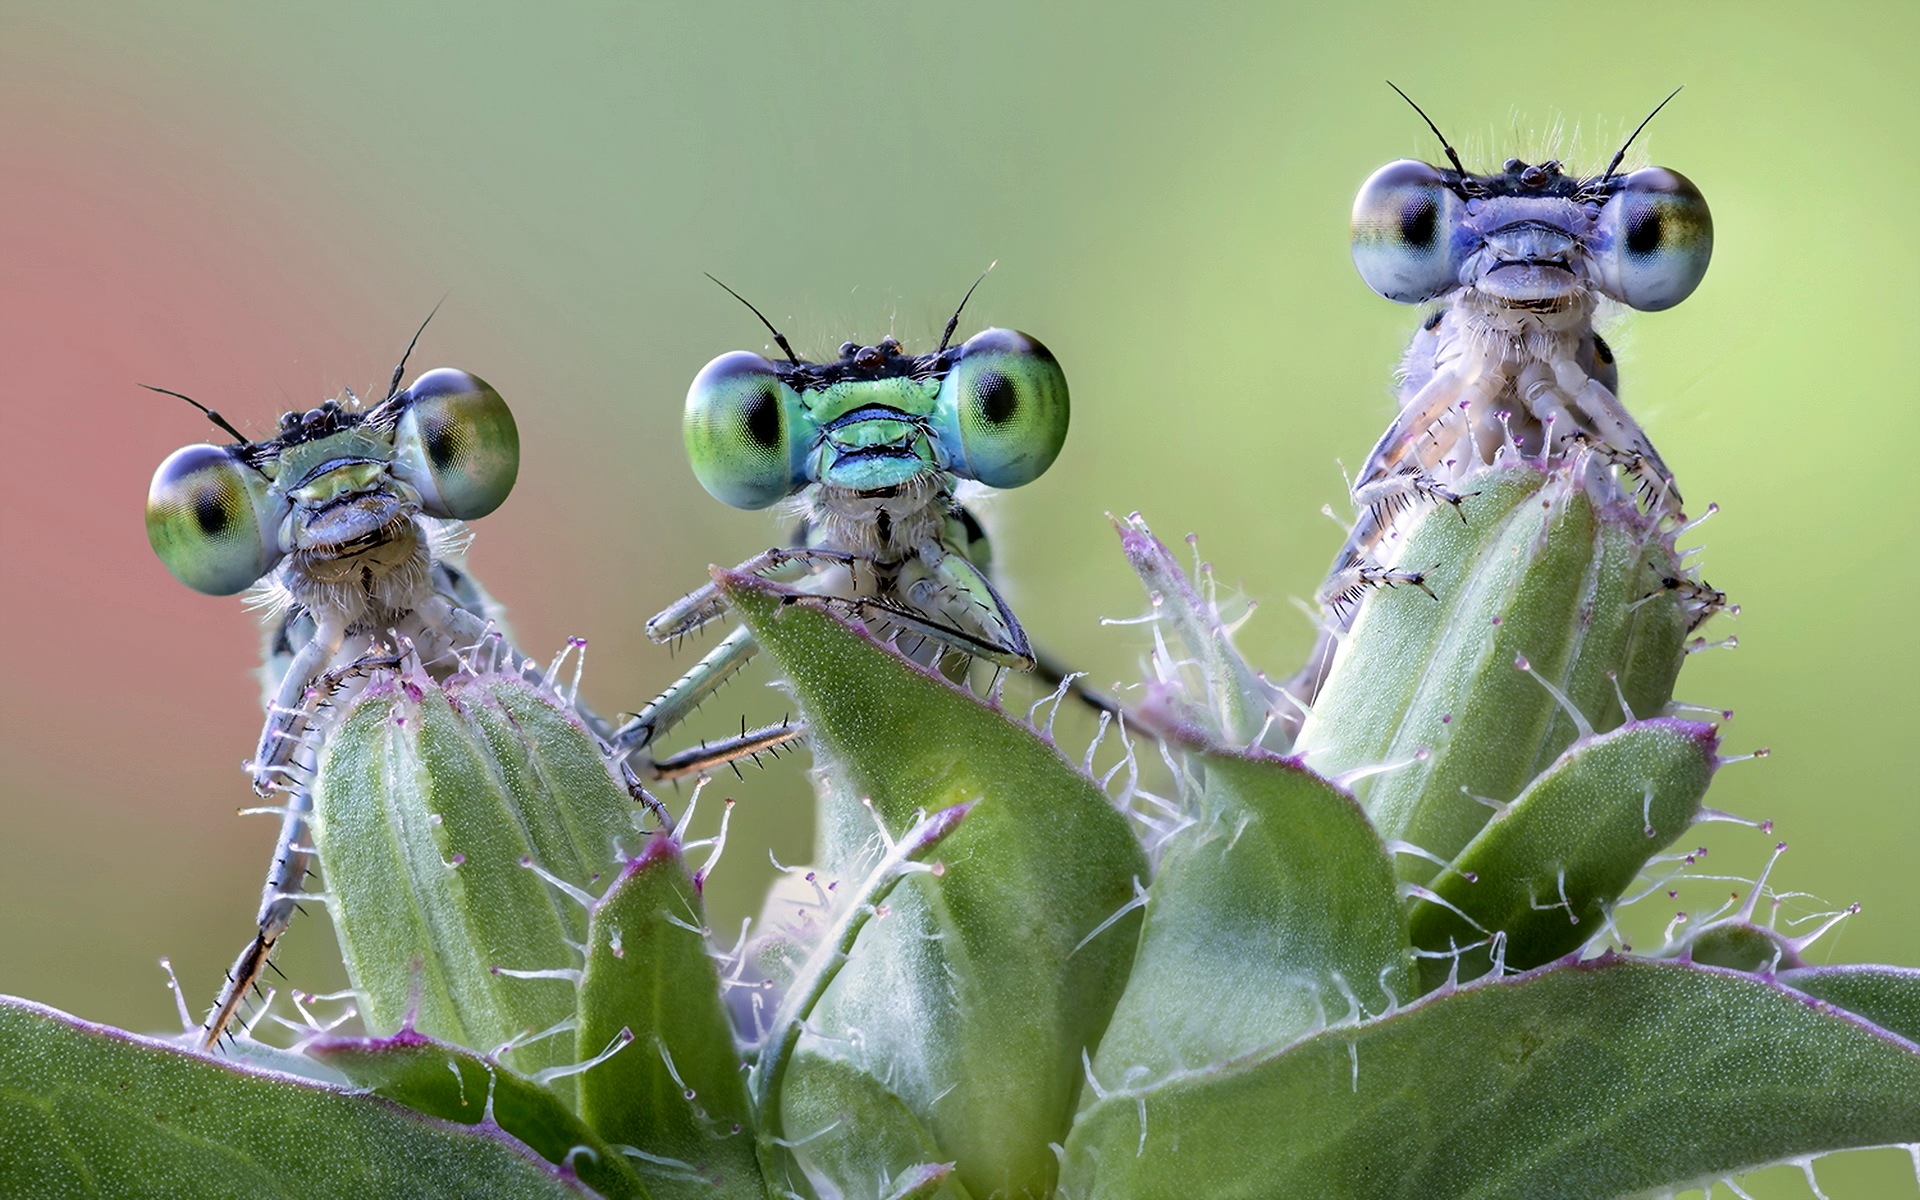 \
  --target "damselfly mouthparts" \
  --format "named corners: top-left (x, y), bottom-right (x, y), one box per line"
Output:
top-left (145, 333), bottom-right (660, 1048)
top-left (613, 278), bottom-right (1074, 776)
